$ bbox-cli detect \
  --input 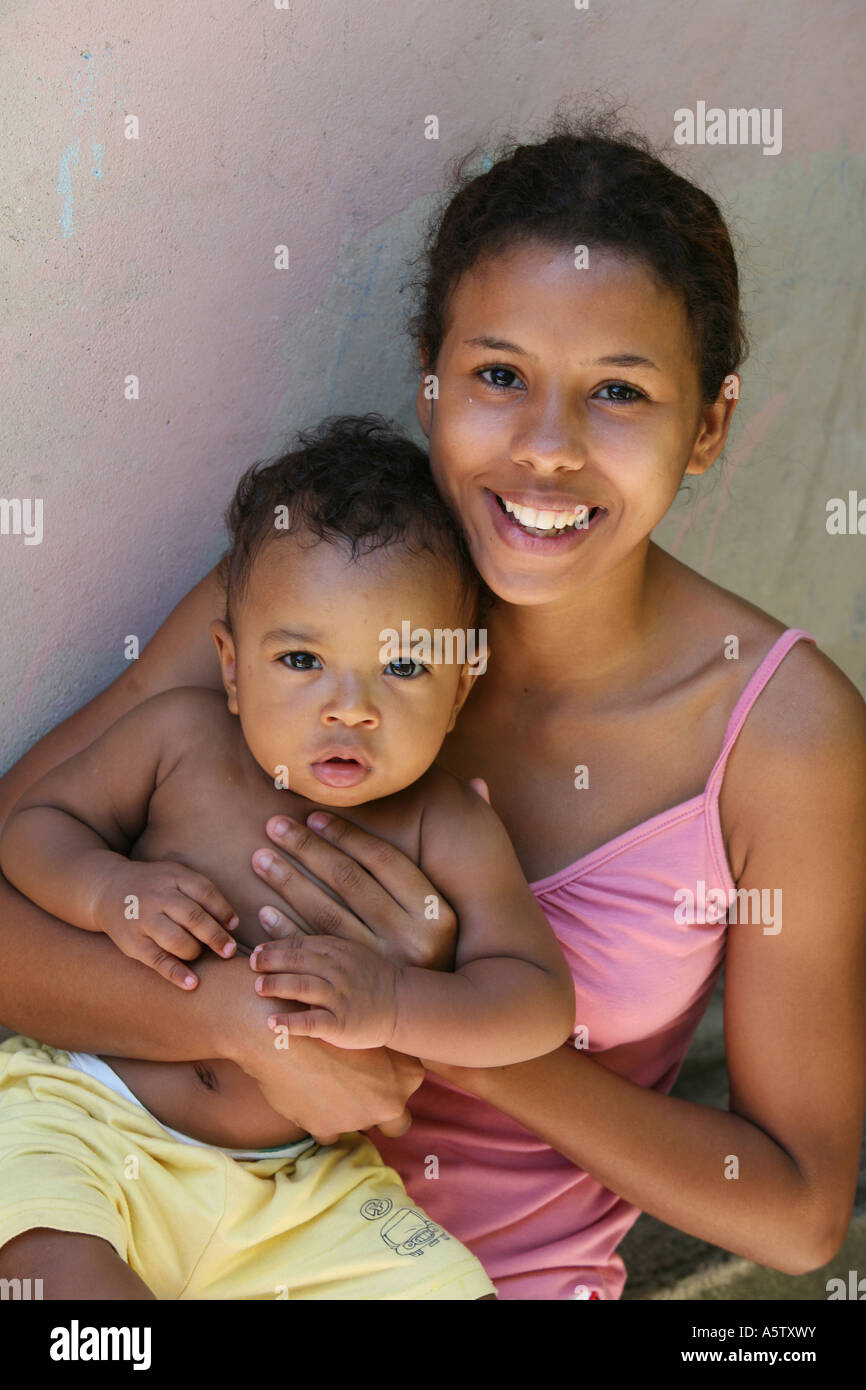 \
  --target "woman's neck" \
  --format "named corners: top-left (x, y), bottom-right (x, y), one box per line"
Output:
top-left (483, 540), bottom-right (673, 699)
